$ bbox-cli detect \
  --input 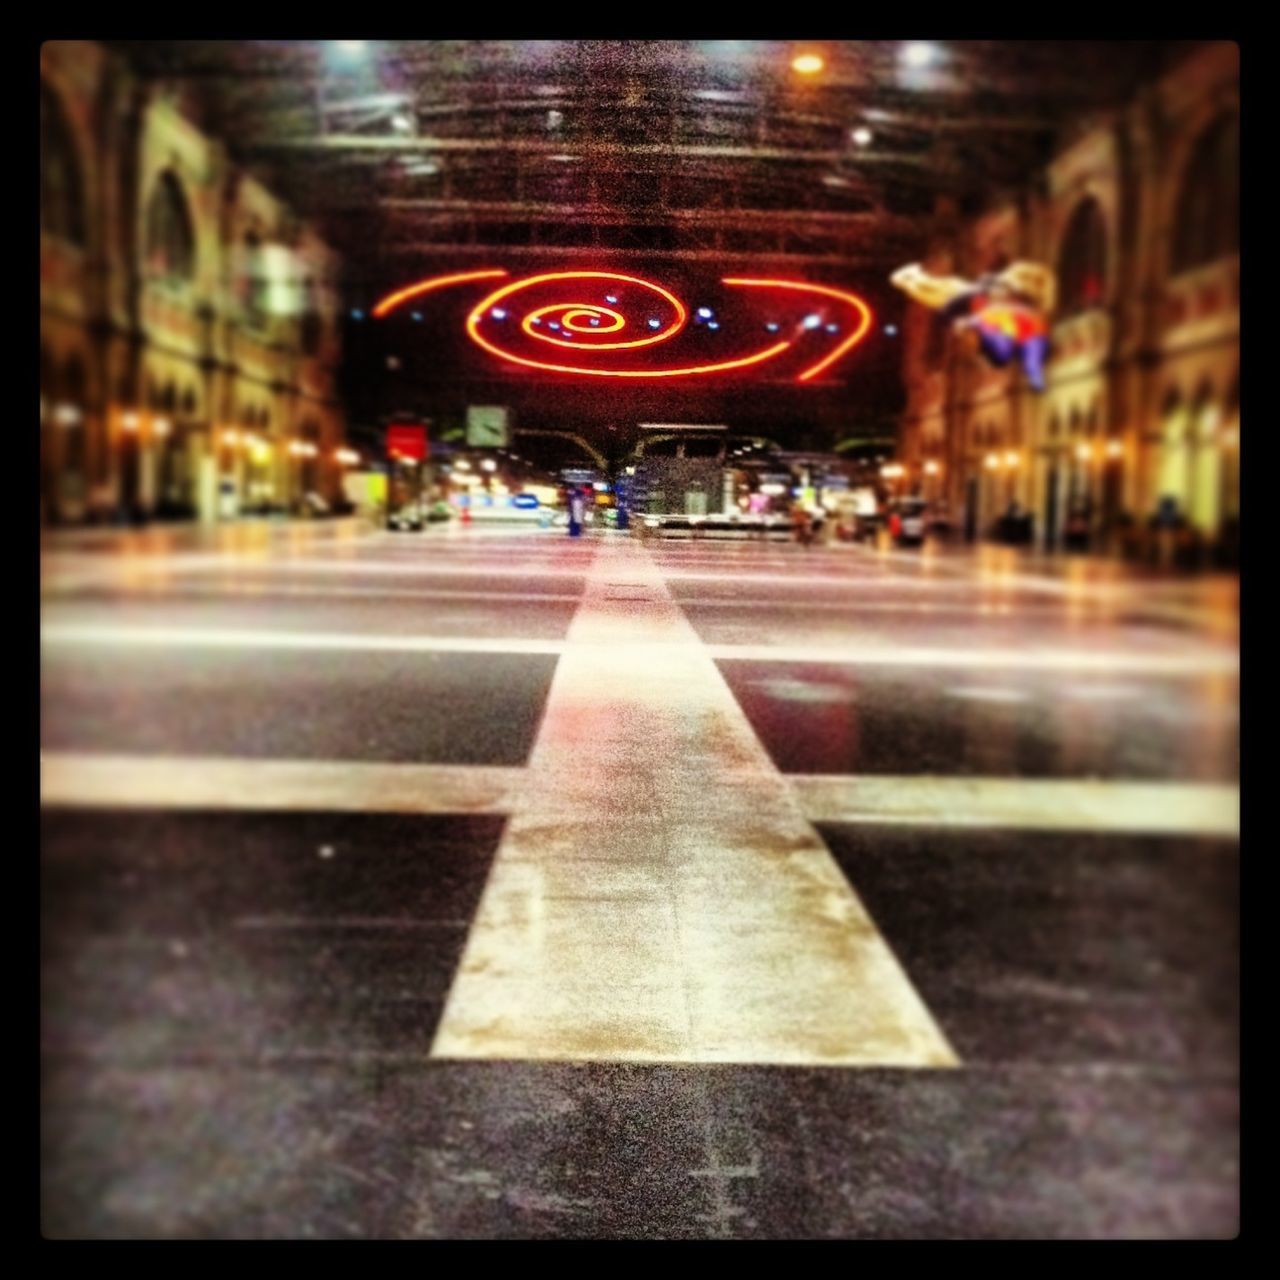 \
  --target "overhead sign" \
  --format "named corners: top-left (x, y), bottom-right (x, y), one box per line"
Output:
top-left (386, 423), bottom-right (427, 461)
top-left (466, 405), bottom-right (509, 447)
